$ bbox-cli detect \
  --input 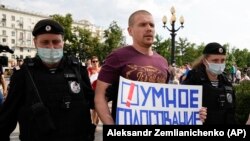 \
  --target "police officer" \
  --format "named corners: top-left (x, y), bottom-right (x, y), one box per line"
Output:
top-left (182, 42), bottom-right (237, 124)
top-left (0, 19), bottom-right (95, 141)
